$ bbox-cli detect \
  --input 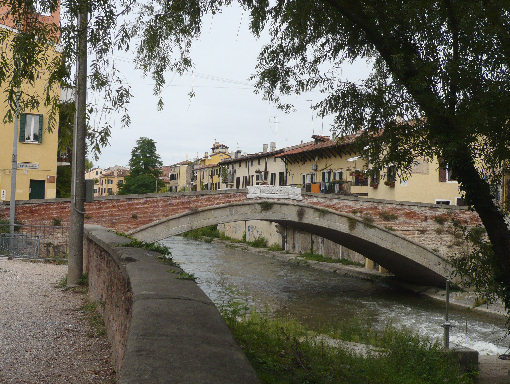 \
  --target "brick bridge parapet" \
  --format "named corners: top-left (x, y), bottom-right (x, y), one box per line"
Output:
top-left (0, 190), bottom-right (481, 259)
